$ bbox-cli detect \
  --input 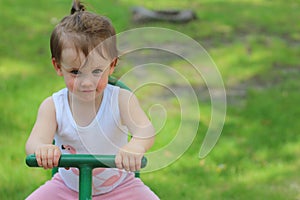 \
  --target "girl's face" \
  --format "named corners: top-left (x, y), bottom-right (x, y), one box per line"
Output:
top-left (53, 48), bottom-right (116, 103)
